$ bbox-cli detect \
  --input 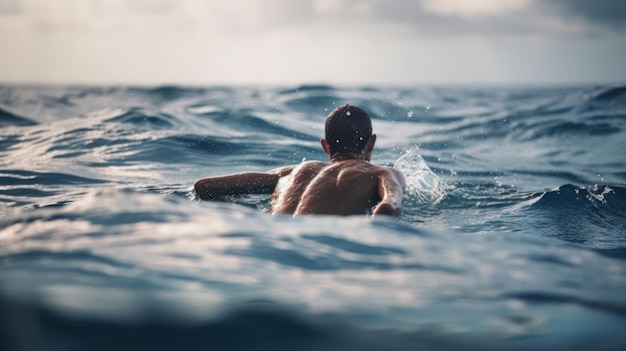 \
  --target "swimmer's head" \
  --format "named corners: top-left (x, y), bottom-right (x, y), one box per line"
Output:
top-left (324, 104), bottom-right (373, 157)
